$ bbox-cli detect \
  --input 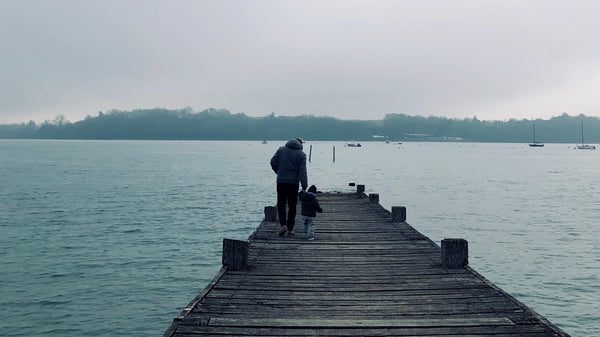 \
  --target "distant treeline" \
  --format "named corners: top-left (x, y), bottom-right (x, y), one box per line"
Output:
top-left (2, 107), bottom-right (600, 143)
